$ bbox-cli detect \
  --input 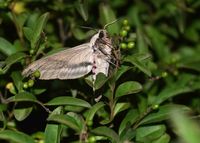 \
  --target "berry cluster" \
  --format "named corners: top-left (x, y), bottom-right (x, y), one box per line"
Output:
top-left (119, 19), bottom-right (135, 49)
top-left (23, 70), bottom-right (40, 89)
